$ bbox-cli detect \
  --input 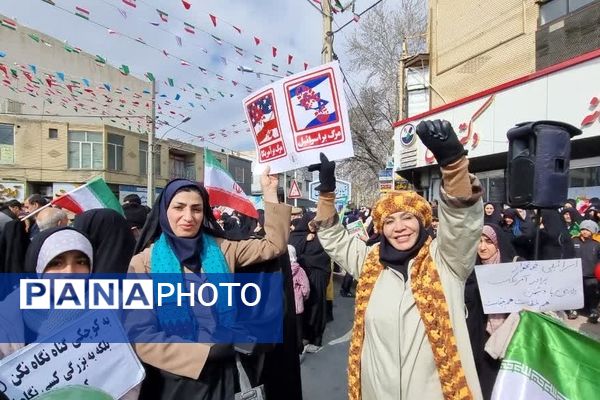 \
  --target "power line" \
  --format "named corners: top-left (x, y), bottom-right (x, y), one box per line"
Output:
top-left (332, 0), bottom-right (386, 34)
top-left (305, 0), bottom-right (328, 17)
top-left (338, 65), bottom-right (389, 148)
